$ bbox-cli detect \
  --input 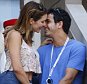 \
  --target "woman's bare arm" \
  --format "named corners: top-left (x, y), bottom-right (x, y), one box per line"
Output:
top-left (8, 30), bottom-right (29, 84)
